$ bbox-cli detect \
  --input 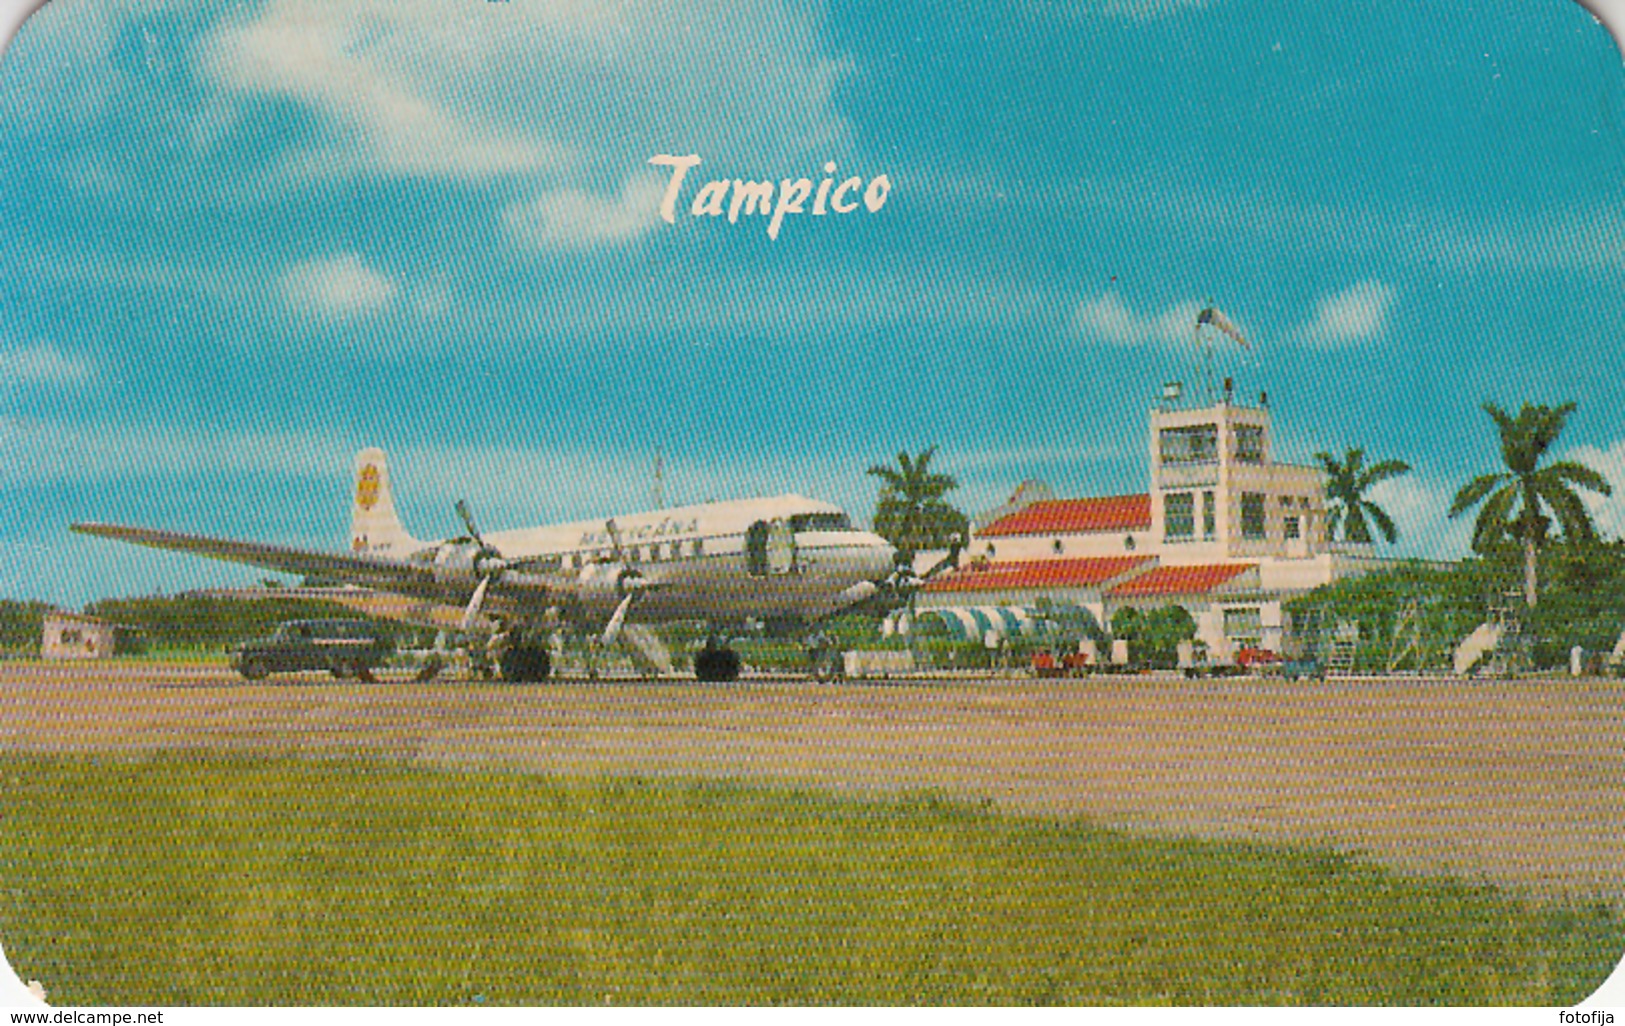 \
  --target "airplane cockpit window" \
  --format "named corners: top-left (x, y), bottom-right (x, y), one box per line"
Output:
top-left (790, 512), bottom-right (852, 533)
top-left (766, 519), bottom-right (796, 574)
top-left (748, 519), bottom-right (797, 576)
